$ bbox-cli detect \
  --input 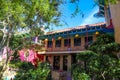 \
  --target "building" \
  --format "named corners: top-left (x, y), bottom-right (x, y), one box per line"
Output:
top-left (97, 0), bottom-right (120, 43)
top-left (38, 22), bottom-right (114, 80)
